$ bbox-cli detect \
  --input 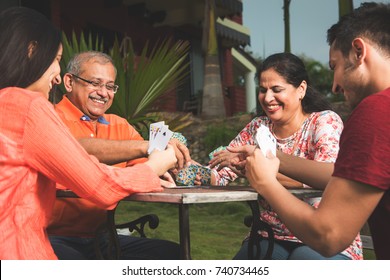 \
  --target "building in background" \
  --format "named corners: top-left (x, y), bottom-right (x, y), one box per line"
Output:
top-left (1, 0), bottom-right (258, 116)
